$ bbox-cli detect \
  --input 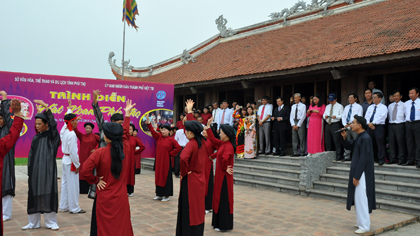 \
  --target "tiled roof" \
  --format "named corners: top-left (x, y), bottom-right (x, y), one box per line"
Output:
top-left (114, 0), bottom-right (420, 85)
